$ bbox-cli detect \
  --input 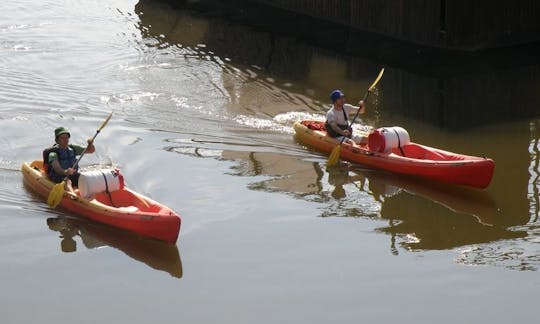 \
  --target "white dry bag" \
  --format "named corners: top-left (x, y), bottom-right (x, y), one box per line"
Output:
top-left (78, 168), bottom-right (125, 198)
top-left (368, 127), bottom-right (411, 153)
